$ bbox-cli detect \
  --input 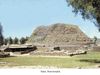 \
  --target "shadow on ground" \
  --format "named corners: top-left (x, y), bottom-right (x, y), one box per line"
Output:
top-left (0, 56), bottom-right (16, 58)
top-left (79, 59), bottom-right (100, 63)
